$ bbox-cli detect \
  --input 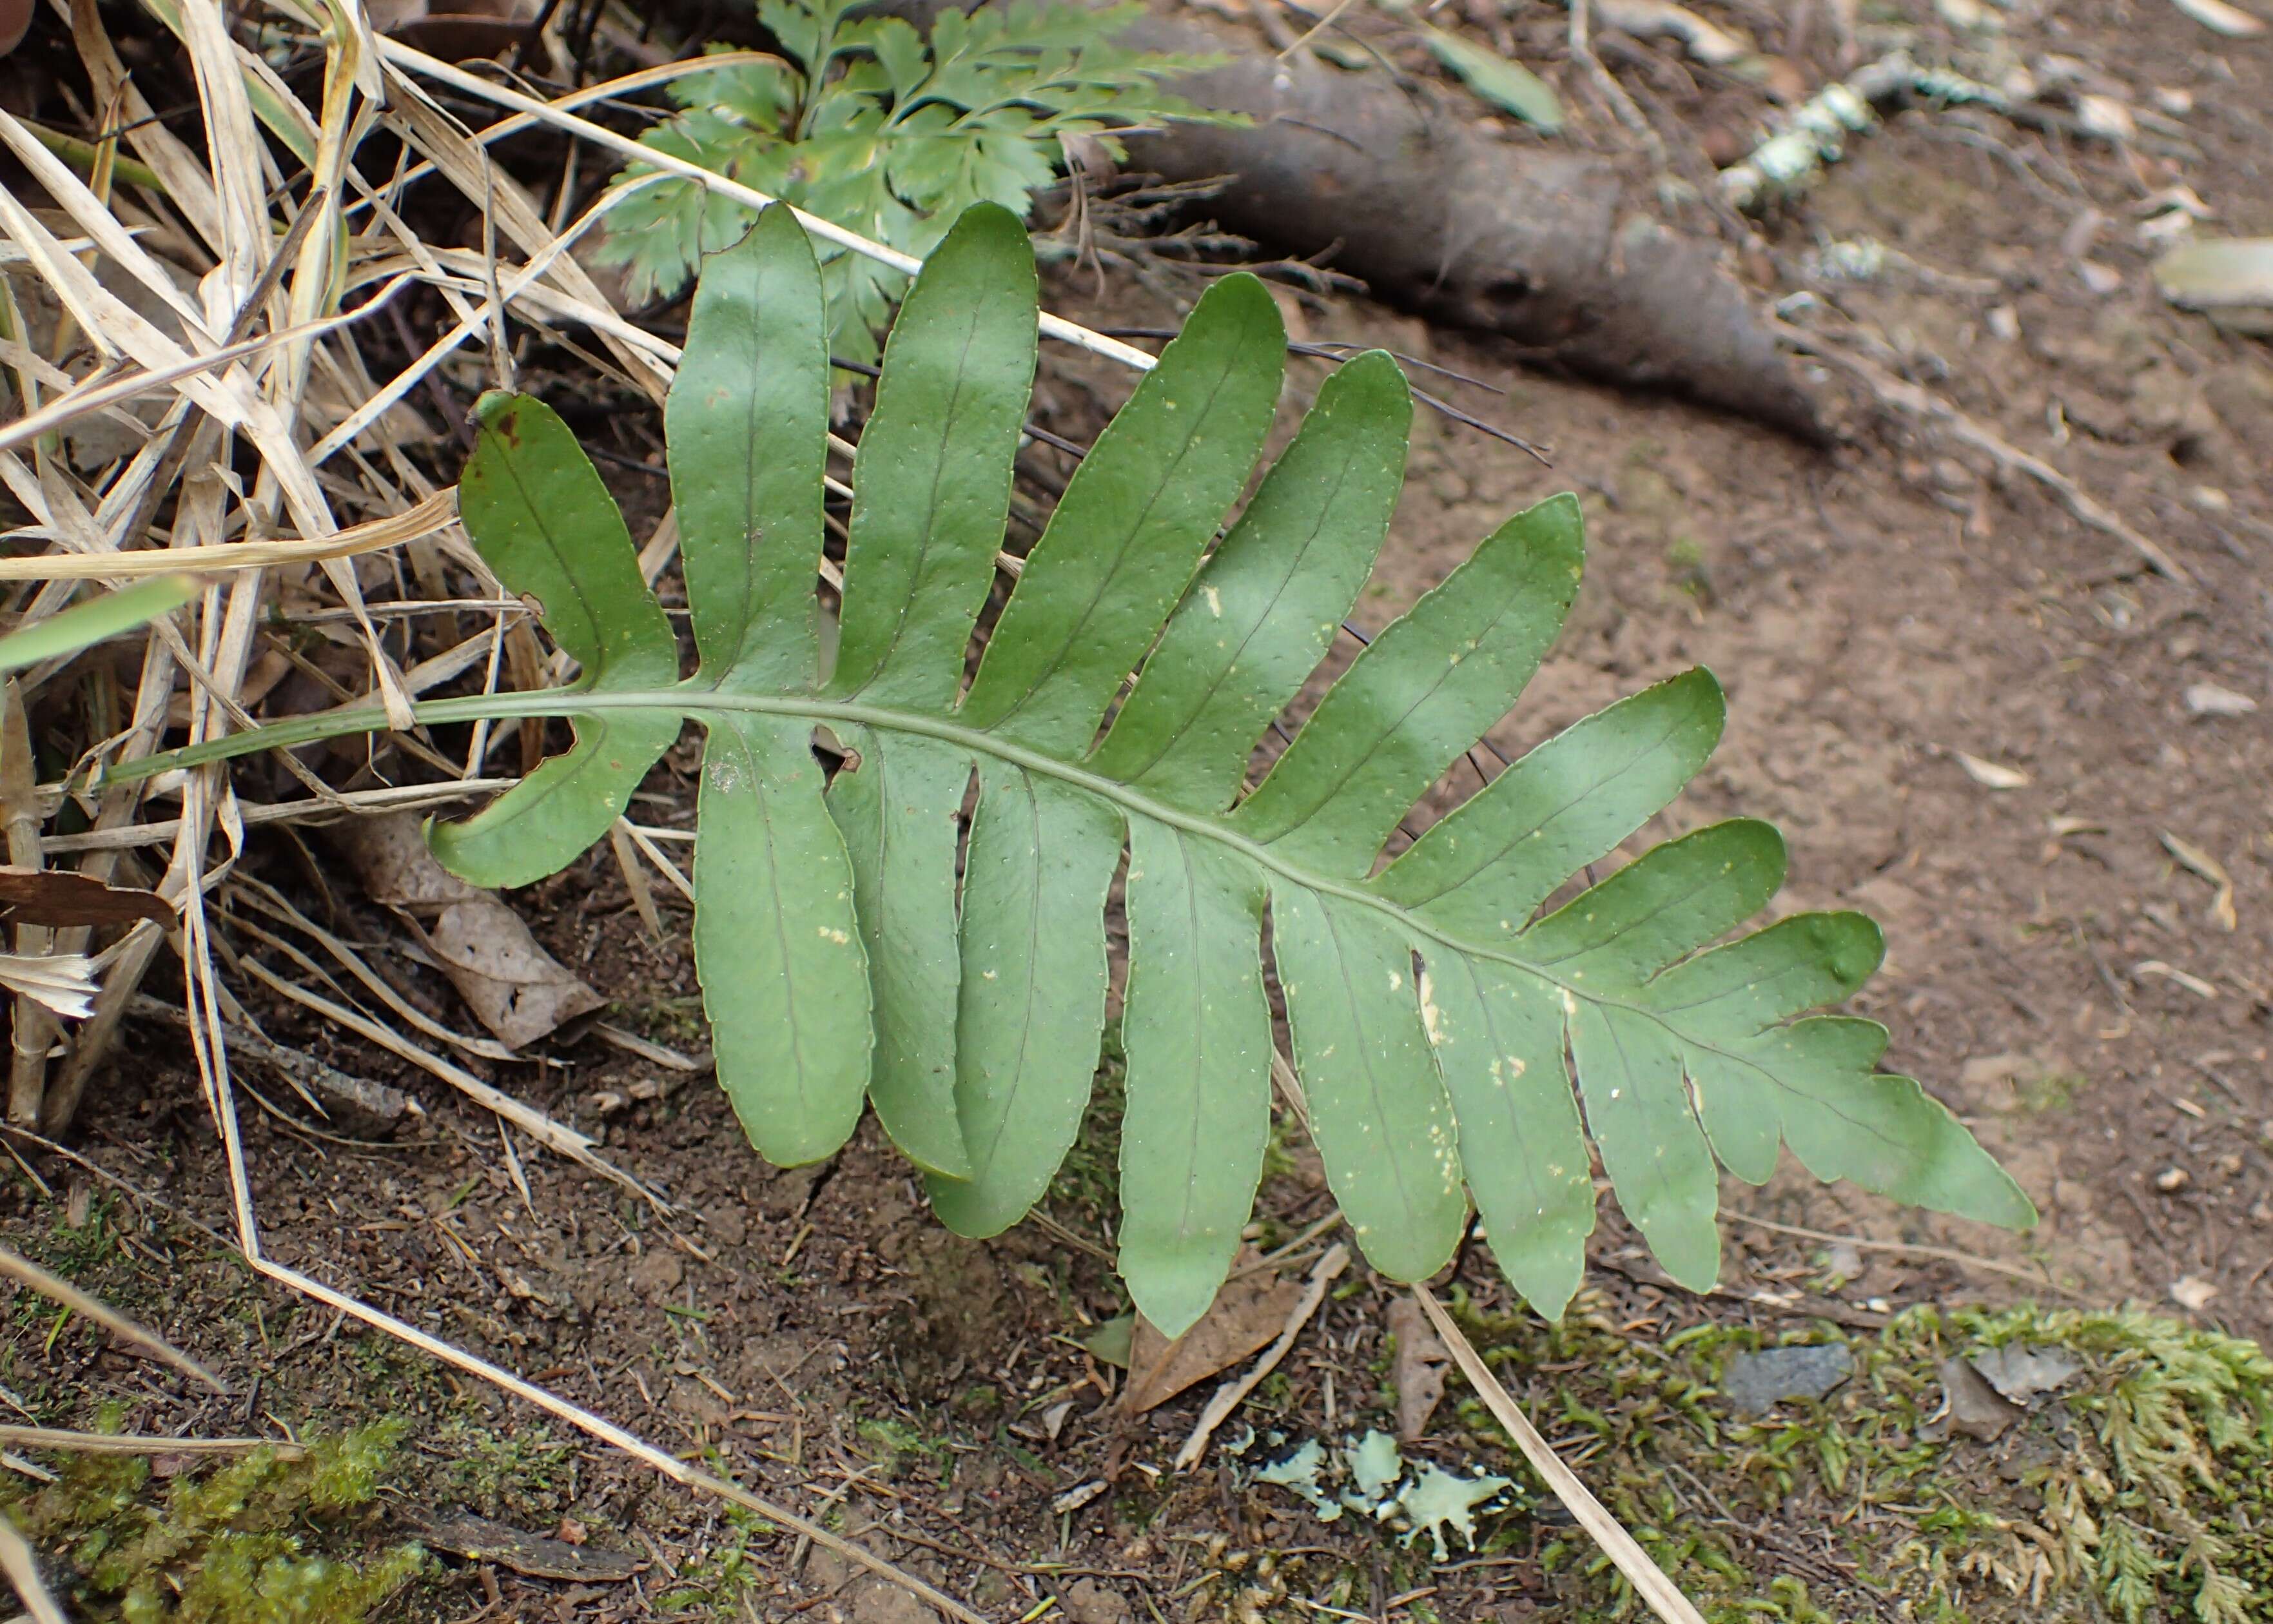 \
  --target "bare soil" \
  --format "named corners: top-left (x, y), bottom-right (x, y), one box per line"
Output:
top-left (6, 0), bottom-right (2272, 1618)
